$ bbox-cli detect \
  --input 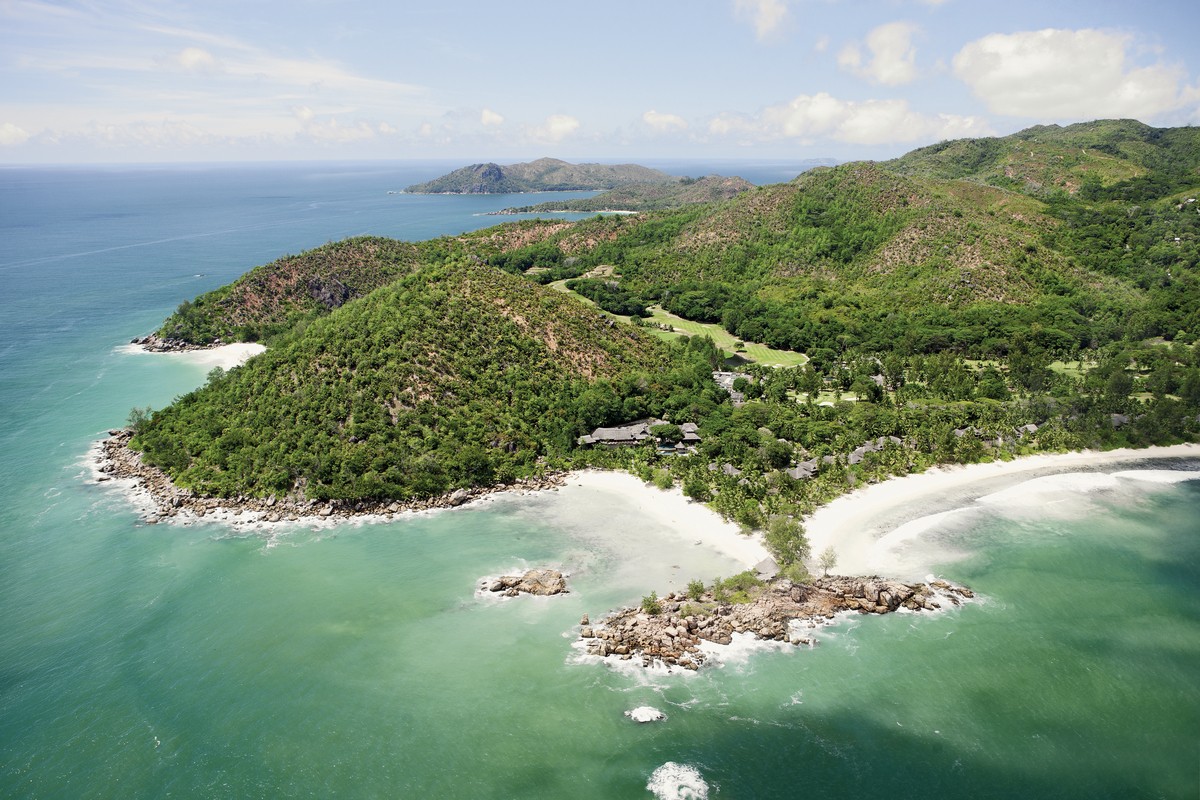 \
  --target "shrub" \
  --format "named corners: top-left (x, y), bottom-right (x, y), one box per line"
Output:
top-left (682, 475), bottom-right (712, 502)
top-left (712, 570), bottom-right (764, 604)
top-left (686, 578), bottom-right (706, 600)
top-left (781, 563), bottom-right (811, 584)
top-left (652, 469), bottom-right (674, 490)
top-left (640, 591), bottom-right (662, 615)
